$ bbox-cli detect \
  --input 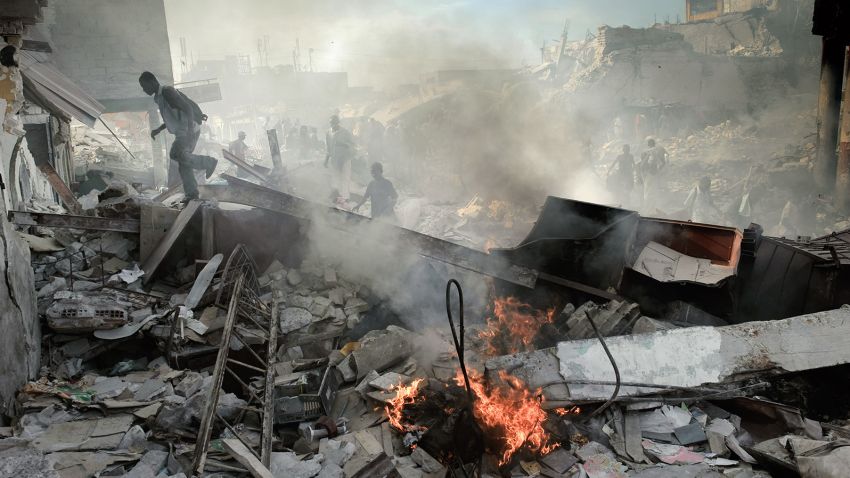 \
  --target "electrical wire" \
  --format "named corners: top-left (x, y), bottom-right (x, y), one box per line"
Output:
top-left (446, 279), bottom-right (473, 403)
top-left (445, 279), bottom-right (475, 478)
top-left (98, 117), bottom-right (139, 161)
top-left (585, 310), bottom-right (620, 418)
